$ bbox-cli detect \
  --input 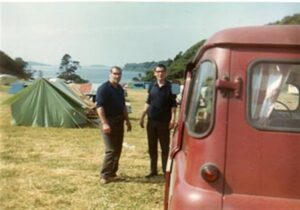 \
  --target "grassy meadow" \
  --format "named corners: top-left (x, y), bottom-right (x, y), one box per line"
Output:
top-left (0, 88), bottom-right (165, 210)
